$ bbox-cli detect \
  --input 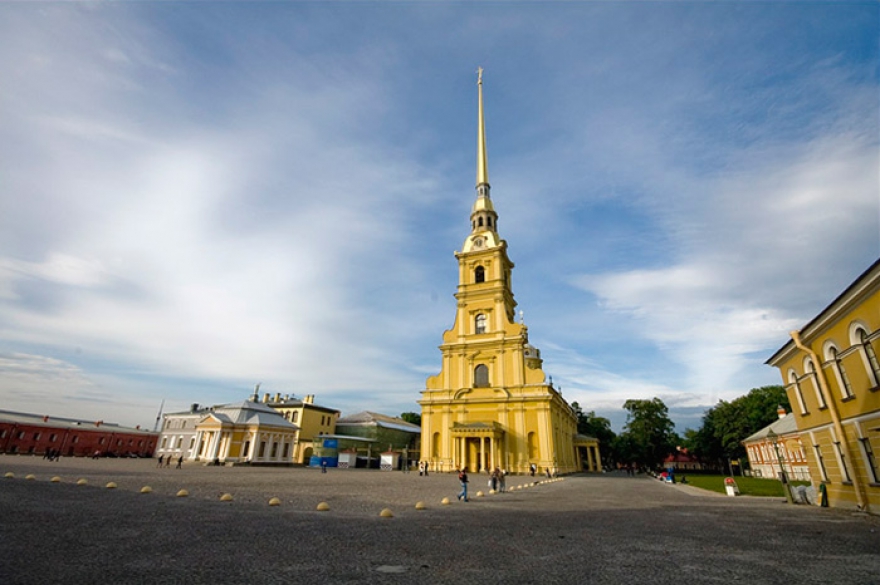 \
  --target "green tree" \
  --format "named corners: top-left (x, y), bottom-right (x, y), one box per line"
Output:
top-left (688, 385), bottom-right (789, 468)
top-left (616, 398), bottom-right (677, 469)
top-left (400, 412), bottom-right (422, 426)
